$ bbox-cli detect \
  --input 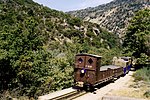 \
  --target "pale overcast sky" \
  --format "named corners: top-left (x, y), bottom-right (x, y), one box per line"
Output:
top-left (33, 0), bottom-right (114, 12)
